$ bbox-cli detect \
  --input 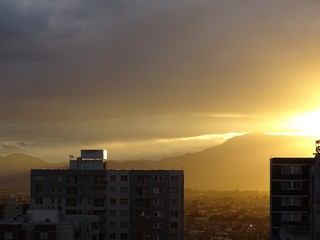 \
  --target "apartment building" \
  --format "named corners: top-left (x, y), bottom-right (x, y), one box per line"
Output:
top-left (0, 210), bottom-right (100, 240)
top-left (30, 150), bottom-right (184, 240)
top-left (270, 157), bottom-right (313, 239)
